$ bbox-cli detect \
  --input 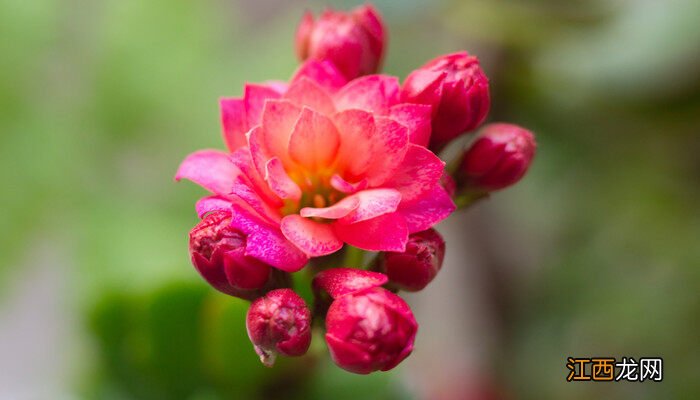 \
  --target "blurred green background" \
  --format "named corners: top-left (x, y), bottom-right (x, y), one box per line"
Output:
top-left (1, 0), bottom-right (698, 399)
